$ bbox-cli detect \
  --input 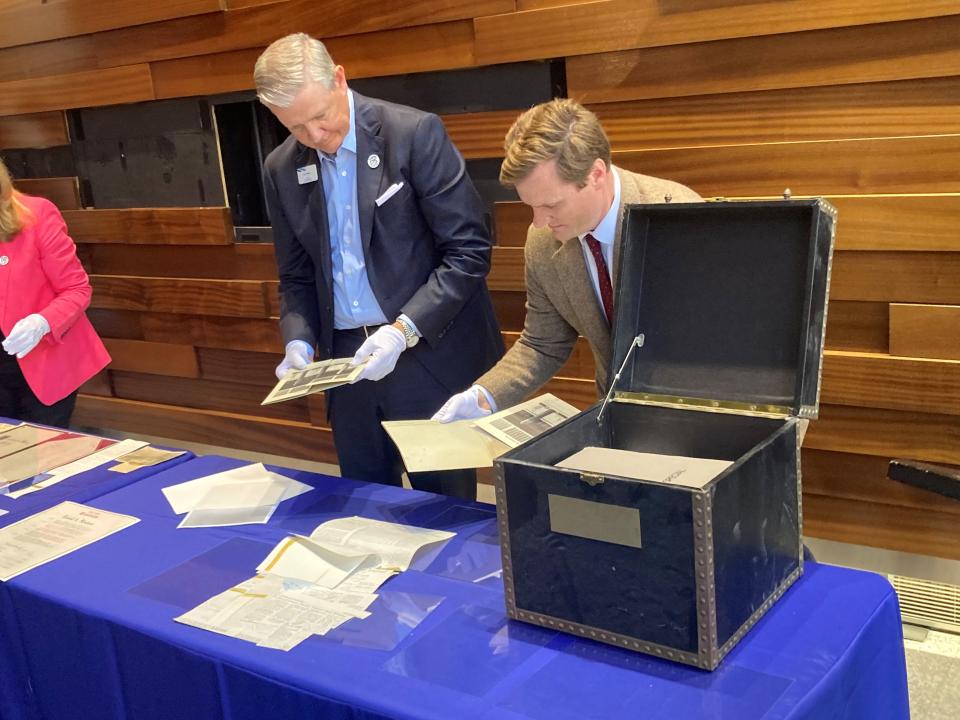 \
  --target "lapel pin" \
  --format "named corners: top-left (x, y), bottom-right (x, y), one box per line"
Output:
top-left (0, 256), bottom-right (8, 266)
top-left (367, 154), bottom-right (380, 169)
